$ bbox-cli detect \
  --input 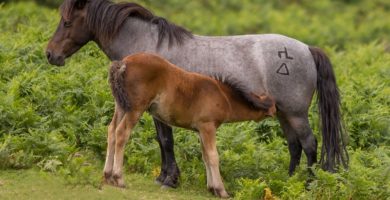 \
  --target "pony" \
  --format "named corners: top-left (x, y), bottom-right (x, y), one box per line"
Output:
top-left (105, 53), bottom-right (276, 198)
top-left (46, 0), bottom-right (348, 188)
